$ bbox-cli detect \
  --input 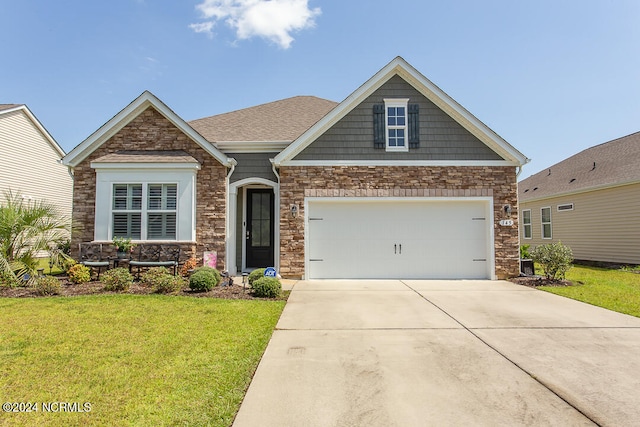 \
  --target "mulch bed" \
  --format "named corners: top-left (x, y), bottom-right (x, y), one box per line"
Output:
top-left (509, 276), bottom-right (574, 288)
top-left (0, 276), bottom-right (288, 301)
